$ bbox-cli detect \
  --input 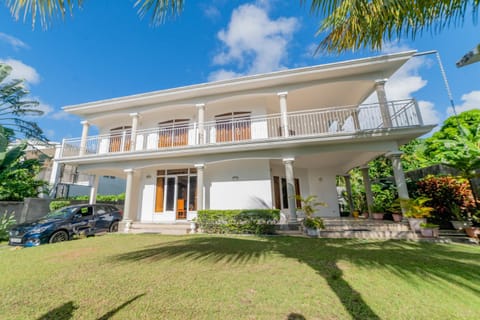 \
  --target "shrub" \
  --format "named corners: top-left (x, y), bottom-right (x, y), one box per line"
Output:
top-left (416, 175), bottom-right (476, 225)
top-left (49, 200), bottom-right (71, 211)
top-left (197, 209), bottom-right (280, 235)
top-left (0, 211), bottom-right (16, 241)
top-left (303, 217), bottom-right (325, 229)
